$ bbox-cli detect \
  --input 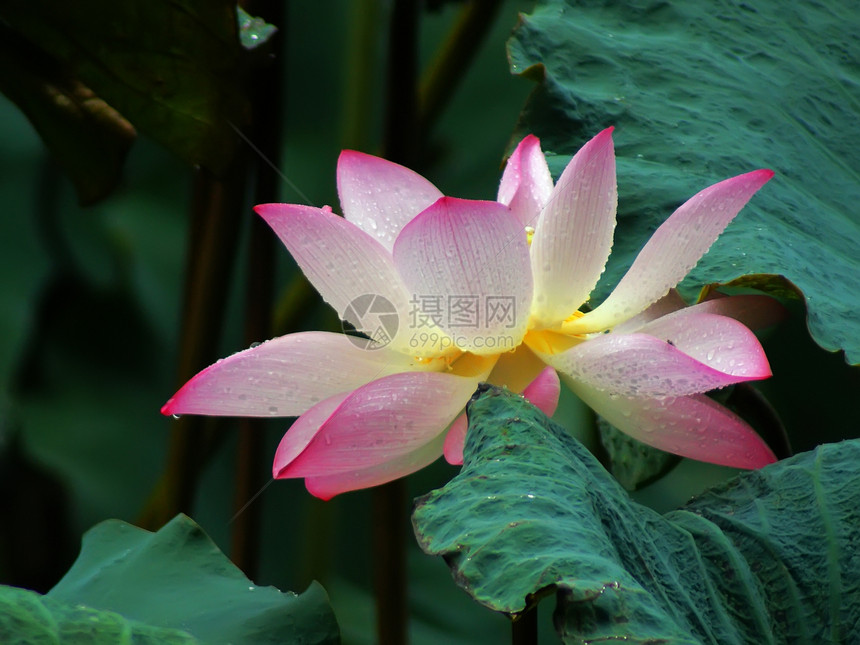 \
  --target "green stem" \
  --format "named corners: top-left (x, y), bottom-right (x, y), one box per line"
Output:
top-left (139, 165), bottom-right (246, 530)
top-left (511, 605), bottom-right (538, 645)
top-left (342, 0), bottom-right (382, 151)
top-left (230, 0), bottom-right (285, 579)
top-left (418, 0), bottom-right (504, 134)
top-left (373, 480), bottom-right (409, 645)
top-left (374, 1), bottom-right (419, 643)
top-left (231, 215), bottom-right (274, 576)
top-left (384, 0), bottom-right (419, 166)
